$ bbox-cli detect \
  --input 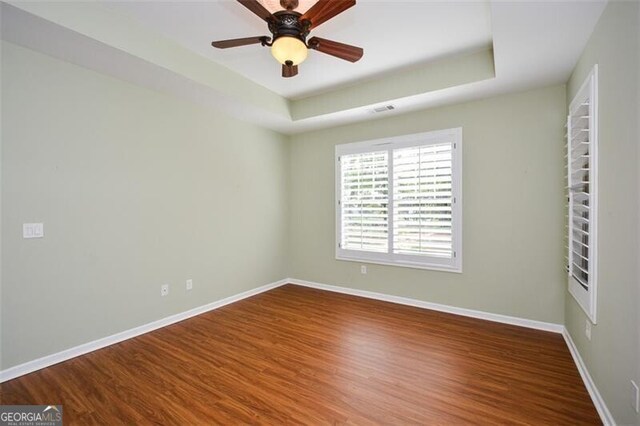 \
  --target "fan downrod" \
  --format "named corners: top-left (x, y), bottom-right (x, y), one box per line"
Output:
top-left (280, 0), bottom-right (299, 11)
